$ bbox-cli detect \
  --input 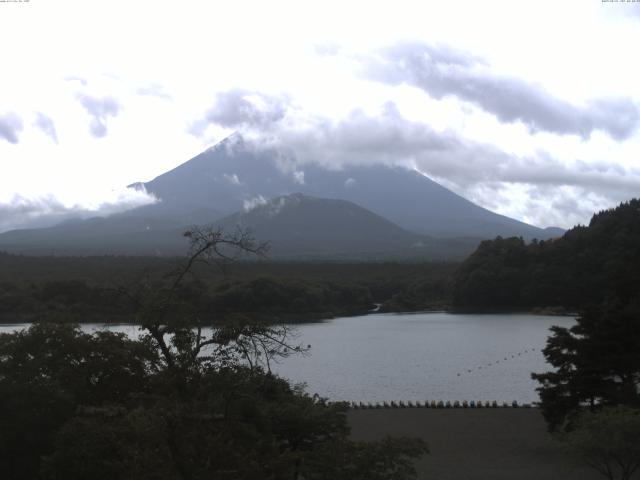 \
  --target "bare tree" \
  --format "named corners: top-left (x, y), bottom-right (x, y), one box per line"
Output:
top-left (121, 226), bottom-right (305, 374)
